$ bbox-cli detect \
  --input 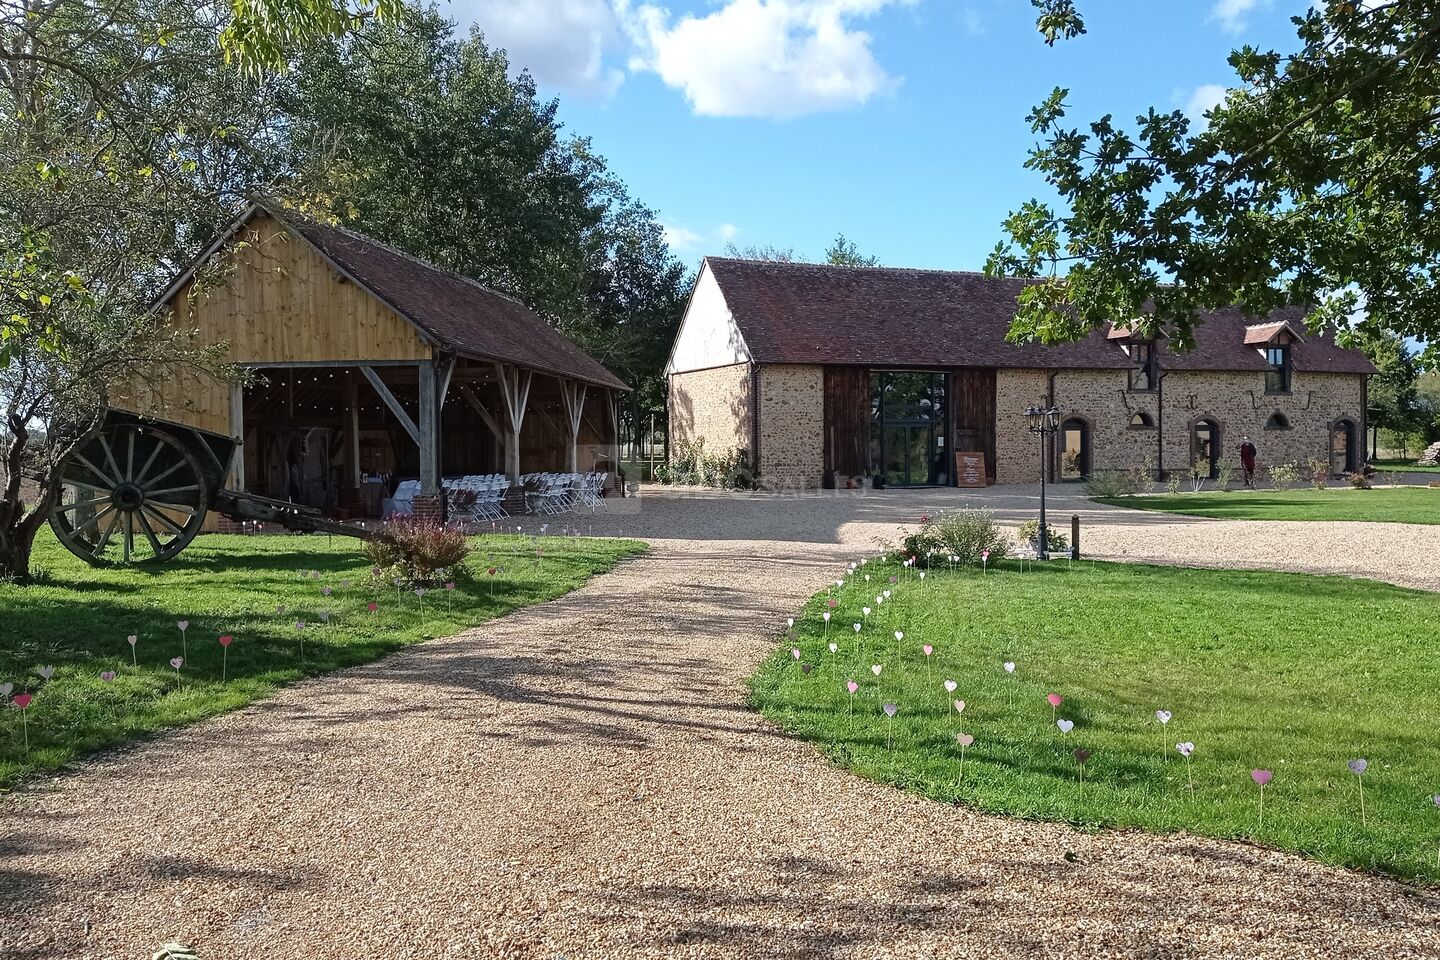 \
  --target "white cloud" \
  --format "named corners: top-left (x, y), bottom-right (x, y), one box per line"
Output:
top-left (454, 0), bottom-right (626, 97)
top-left (663, 221), bottom-right (742, 252)
top-left (959, 5), bottom-right (984, 36)
top-left (622, 0), bottom-right (917, 120)
top-left (1209, 0), bottom-right (1267, 33)
top-left (1184, 83), bottom-right (1228, 123)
